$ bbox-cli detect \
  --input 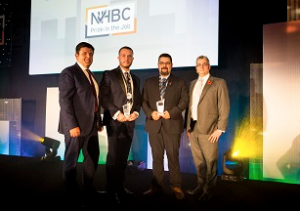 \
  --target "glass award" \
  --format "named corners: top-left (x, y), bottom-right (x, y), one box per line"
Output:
top-left (156, 99), bottom-right (165, 116)
top-left (123, 103), bottom-right (131, 118)
top-left (127, 93), bottom-right (132, 101)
